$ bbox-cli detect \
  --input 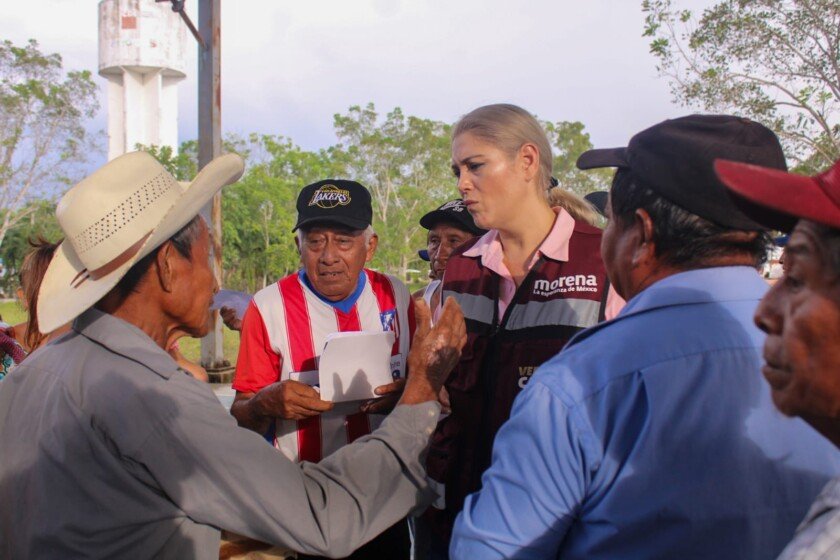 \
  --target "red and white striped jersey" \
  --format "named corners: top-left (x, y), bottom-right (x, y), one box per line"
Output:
top-left (233, 269), bottom-right (414, 463)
